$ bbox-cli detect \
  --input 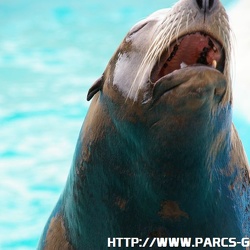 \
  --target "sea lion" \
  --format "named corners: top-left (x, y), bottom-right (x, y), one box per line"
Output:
top-left (38, 0), bottom-right (250, 249)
